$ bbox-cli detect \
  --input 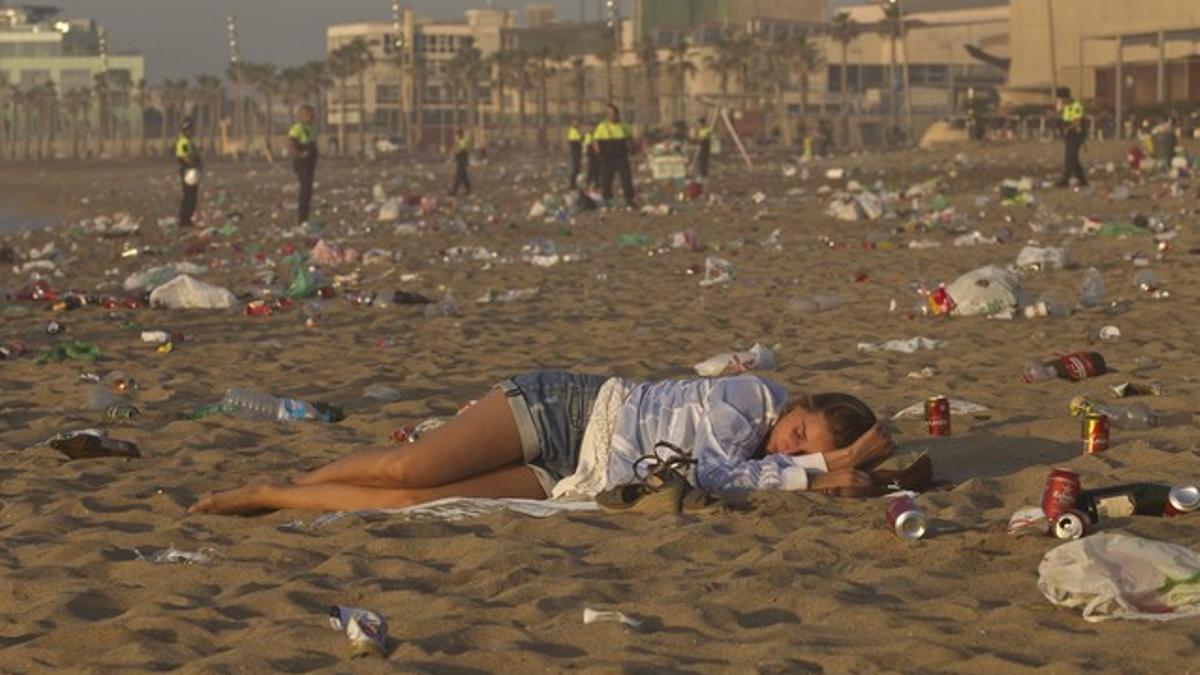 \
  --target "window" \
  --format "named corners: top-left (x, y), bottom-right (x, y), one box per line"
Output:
top-left (376, 84), bottom-right (399, 103)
